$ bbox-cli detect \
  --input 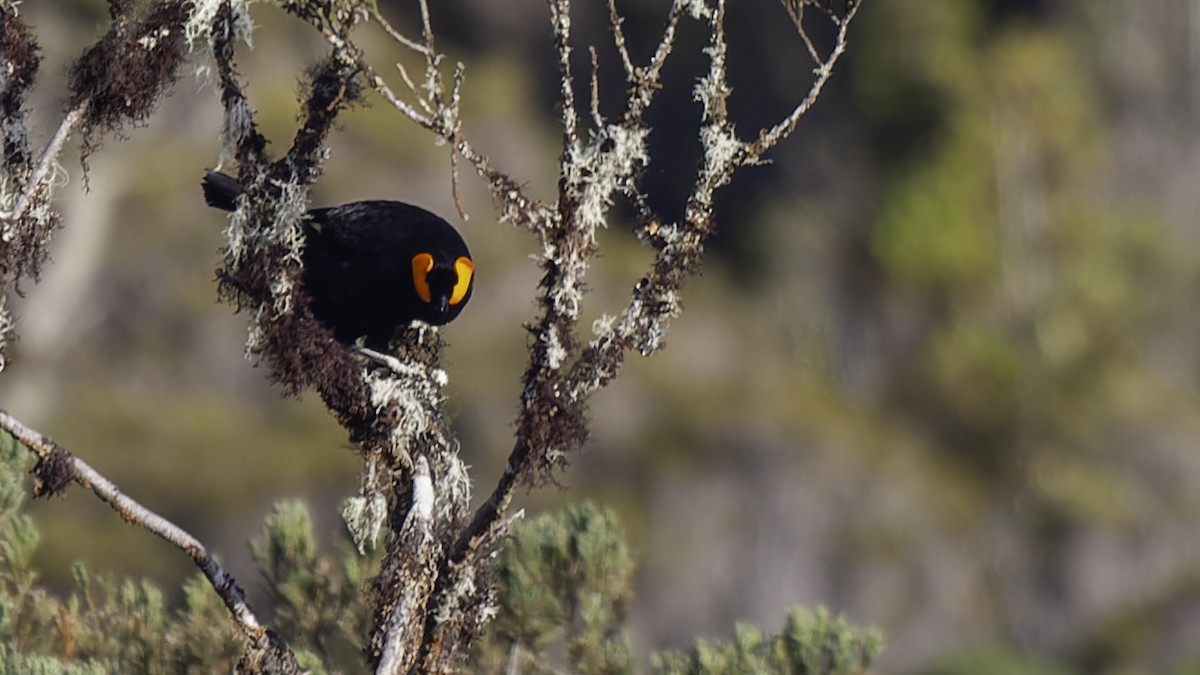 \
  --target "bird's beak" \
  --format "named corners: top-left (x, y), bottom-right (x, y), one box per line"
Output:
top-left (434, 295), bottom-right (450, 317)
